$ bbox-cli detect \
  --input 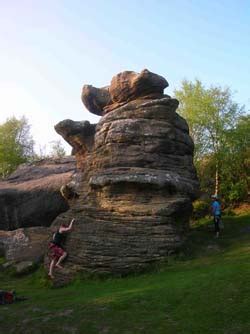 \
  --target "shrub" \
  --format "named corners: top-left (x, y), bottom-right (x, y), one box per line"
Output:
top-left (192, 200), bottom-right (210, 220)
